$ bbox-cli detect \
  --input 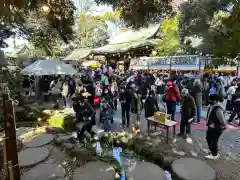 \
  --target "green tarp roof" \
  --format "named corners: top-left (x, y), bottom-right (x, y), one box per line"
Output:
top-left (92, 39), bottom-right (161, 54)
top-left (63, 48), bottom-right (92, 61)
top-left (92, 24), bottom-right (160, 54)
